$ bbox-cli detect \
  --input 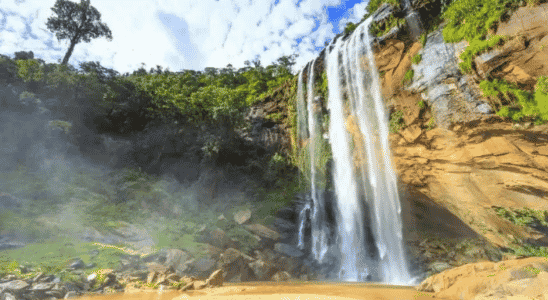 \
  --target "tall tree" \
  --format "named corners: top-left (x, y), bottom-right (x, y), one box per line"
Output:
top-left (46, 0), bottom-right (112, 66)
